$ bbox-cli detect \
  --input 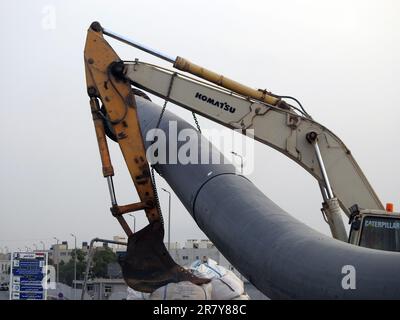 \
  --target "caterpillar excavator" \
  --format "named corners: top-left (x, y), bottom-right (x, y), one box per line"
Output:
top-left (84, 22), bottom-right (400, 293)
